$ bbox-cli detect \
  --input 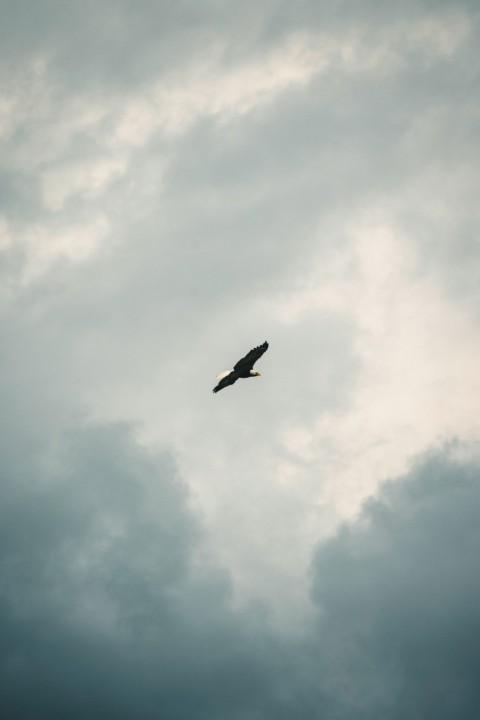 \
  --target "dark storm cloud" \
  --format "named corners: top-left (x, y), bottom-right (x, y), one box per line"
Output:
top-left (2, 383), bottom-right (479, 719)
top-left (309, 444), bottom-right (480, 719)
top-left (0, 417), bottom-right (294, 720)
